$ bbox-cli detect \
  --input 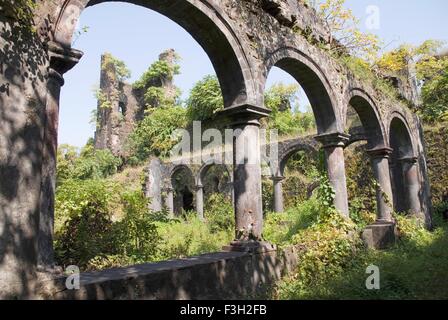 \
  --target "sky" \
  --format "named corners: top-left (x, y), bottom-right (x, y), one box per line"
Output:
top-left (59, 0), bottom-right (448, 147)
